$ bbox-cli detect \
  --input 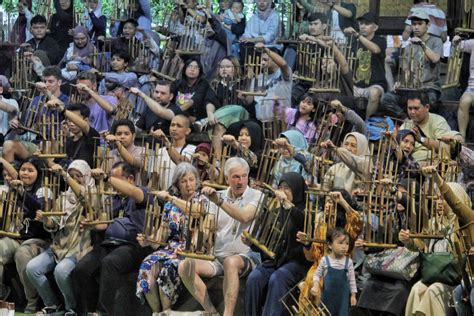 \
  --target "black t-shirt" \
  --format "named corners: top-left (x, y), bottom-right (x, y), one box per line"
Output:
top-left (66, 127), bottom-right (100, 167)
top-left (136, 102), bottom-right (182, 135)
top-left (175, 78), bottom-right (217, 120)
top-left (354, 35), bottom-right (387, 91)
